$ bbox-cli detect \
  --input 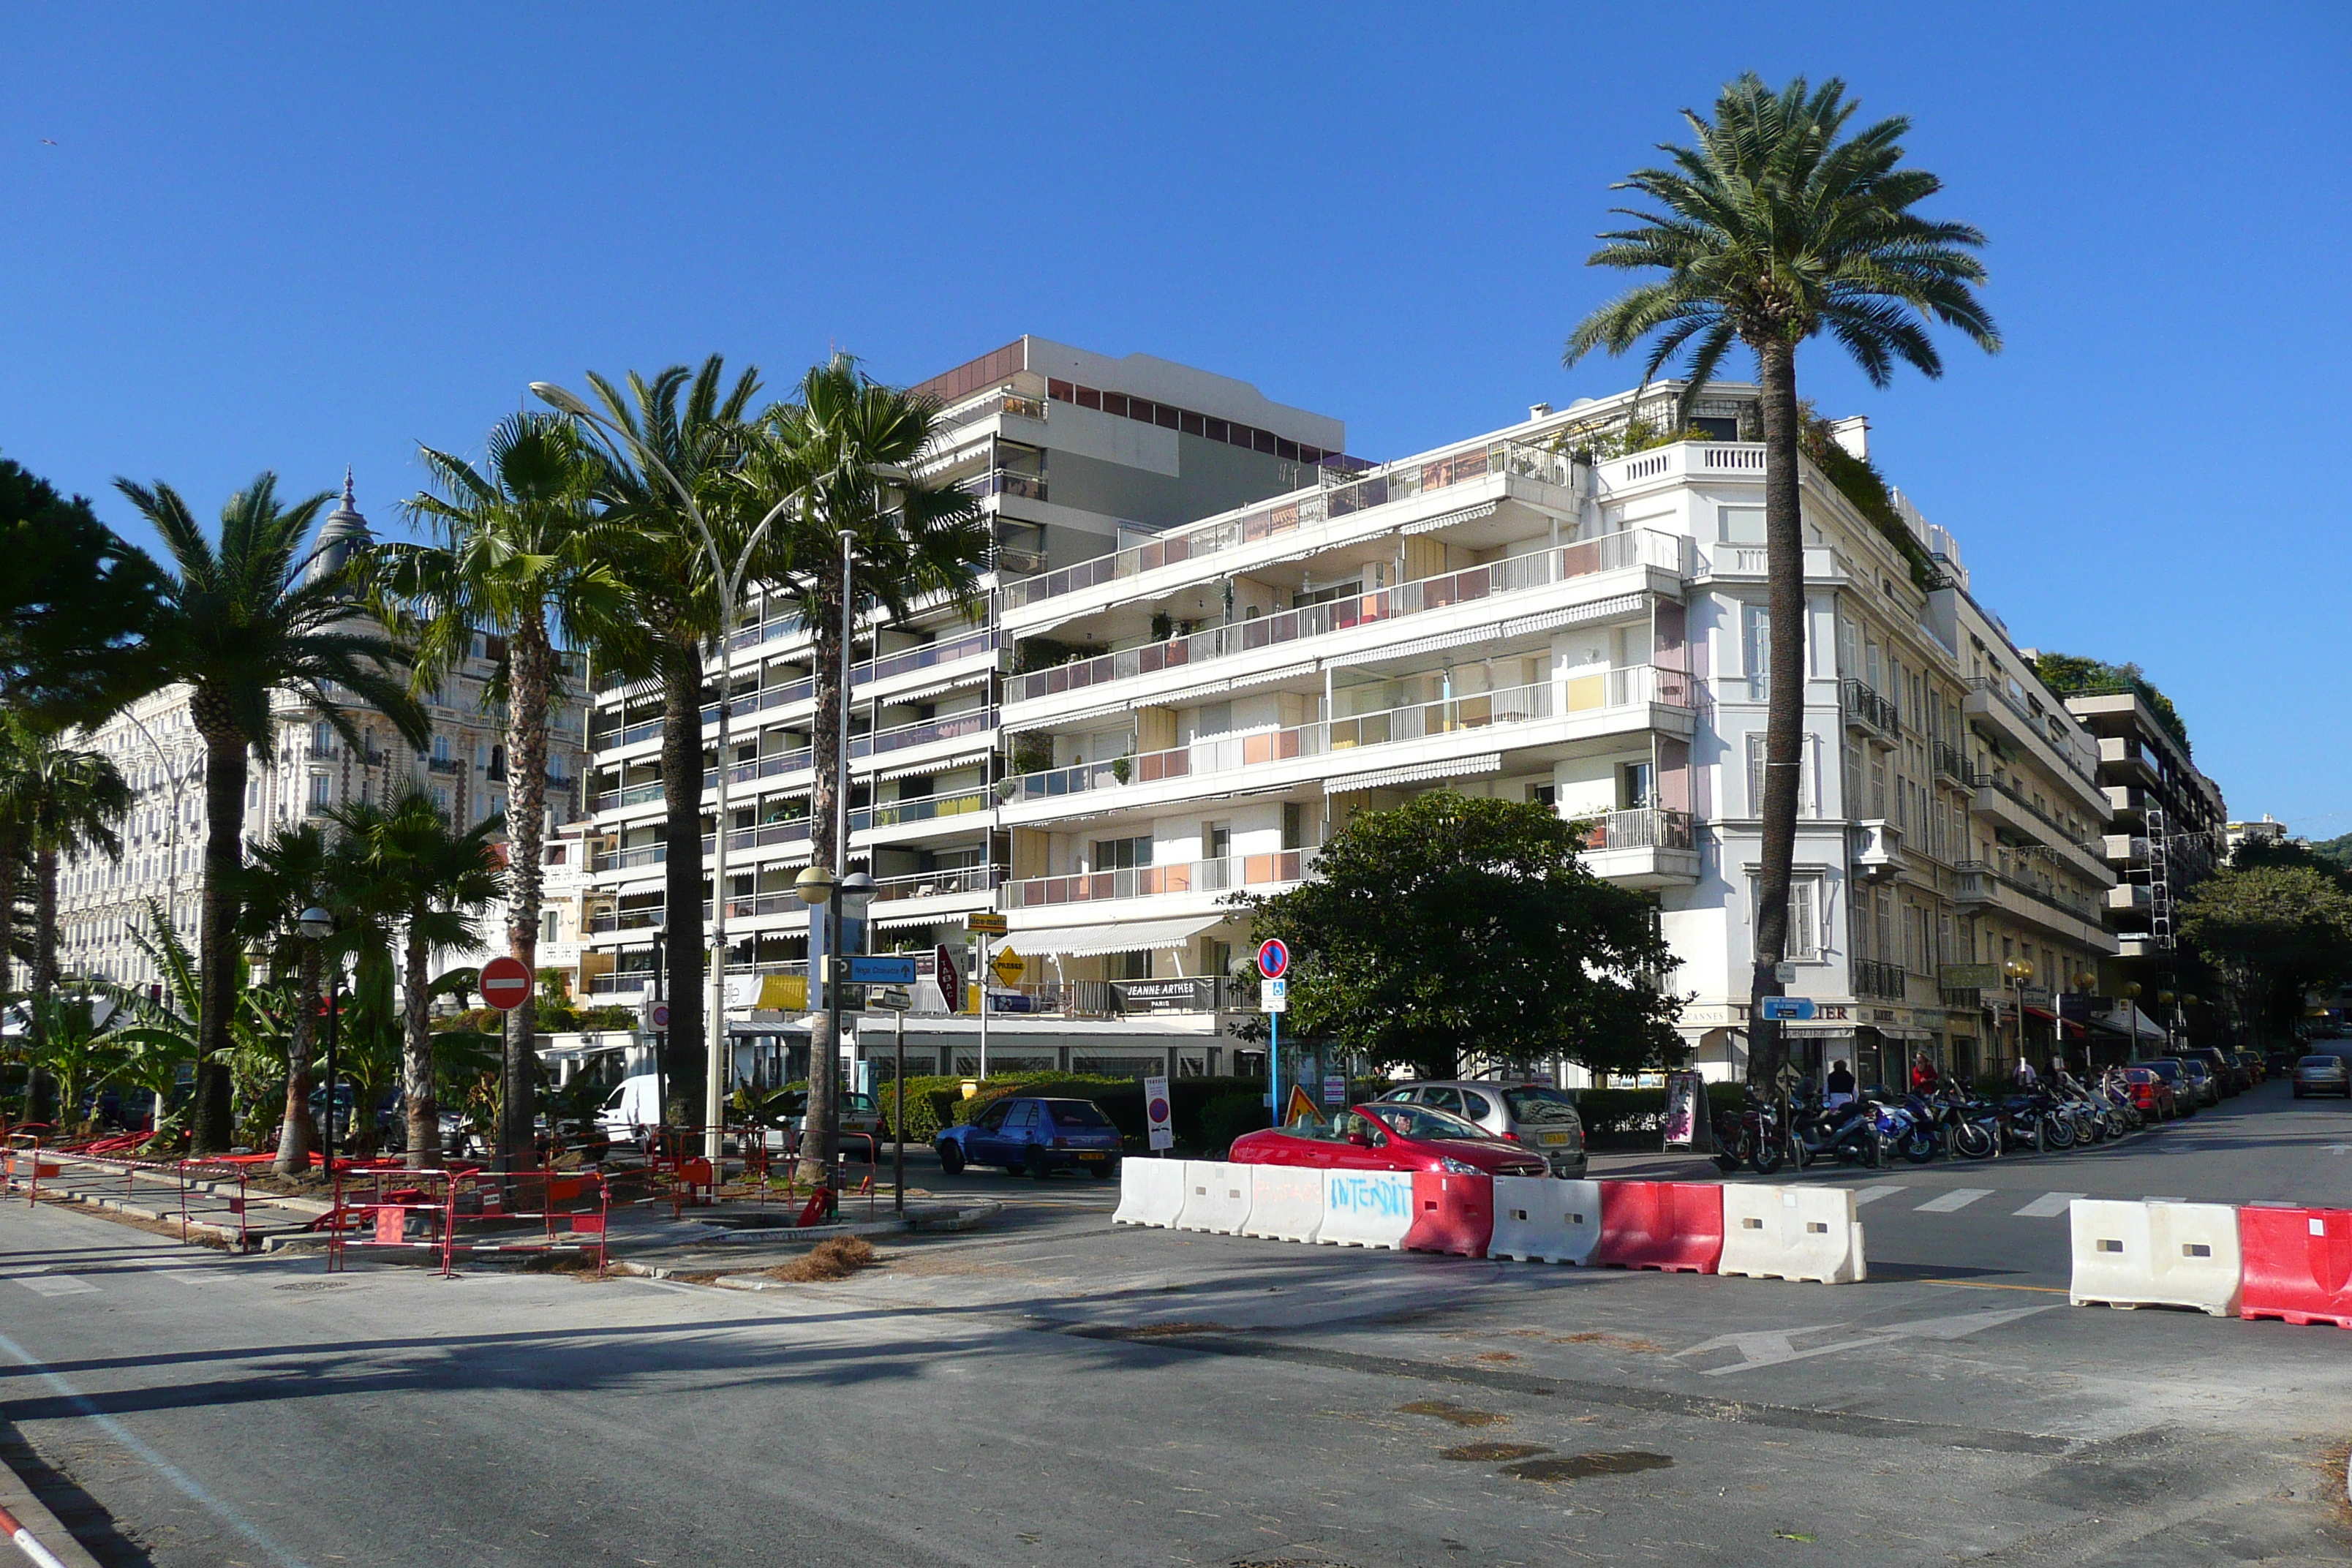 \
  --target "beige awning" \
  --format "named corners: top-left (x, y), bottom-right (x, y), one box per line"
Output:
top-left (998, 914), bottom-right (1226, 958)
